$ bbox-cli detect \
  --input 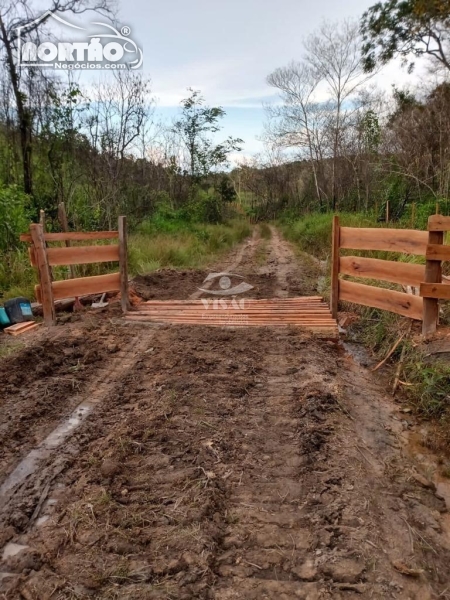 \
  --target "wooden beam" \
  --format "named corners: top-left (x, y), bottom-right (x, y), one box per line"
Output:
top-left (340, 227), bottom-right (428, 255)
top-left (35, 272), bottom-right (121, 302)
top-left (20, 231), bottom-right (119, 243)
top-left (46, 244), bottom-right (119, 266)
top-left (330, 215), bottom-right (340, 319)
top-left (428, 215), bottom-right (450, 232)
top-left (30, 224), bottom-right (56, 326)
top-left (339, 256), bottom-right (425, 287)
top-left (422, 229), bottom-right (443, 337)
top-left (420, 283), bottom-right (450, 300)
top-left (118, 216), bottom-right (130, 313)
top-left (425, 244), bottom-right (450, 261)
top-left (339, 279), bottom-right (423, 320)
